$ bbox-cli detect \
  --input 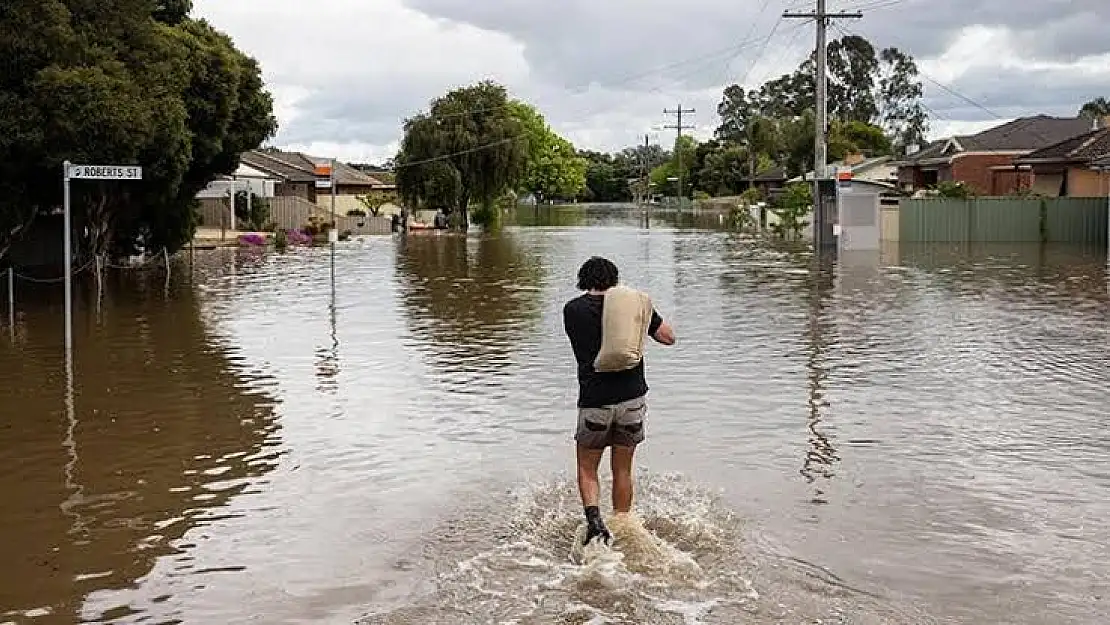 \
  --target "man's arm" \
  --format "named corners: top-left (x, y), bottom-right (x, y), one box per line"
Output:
top-left (647, 308), bottom-right (675, 346)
